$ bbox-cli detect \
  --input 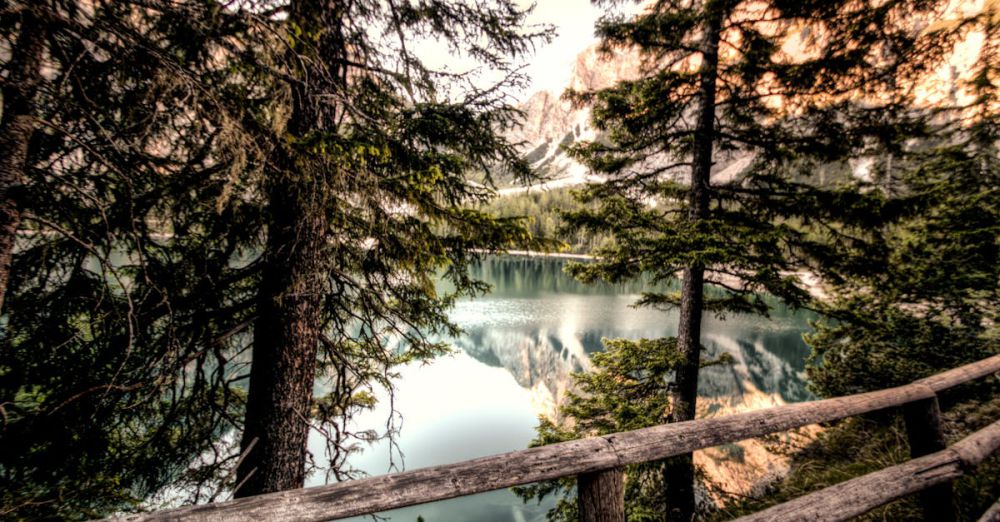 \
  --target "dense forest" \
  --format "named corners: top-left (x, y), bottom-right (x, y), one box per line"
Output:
top-left (482, 187), bottom-right (616, 254)
top-left (1, 0), bottom-right (998, 521)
